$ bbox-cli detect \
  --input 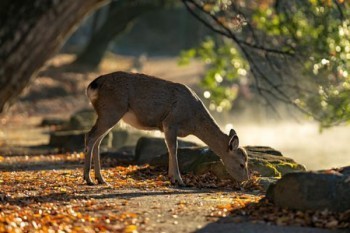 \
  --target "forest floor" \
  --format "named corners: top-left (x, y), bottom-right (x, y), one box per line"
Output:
top-left (0, 54), bottom-right (349, 232)
top-left (0, 153), bottom-right (261, 233)
top-left (1, 153), bottom-right (348, 233)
